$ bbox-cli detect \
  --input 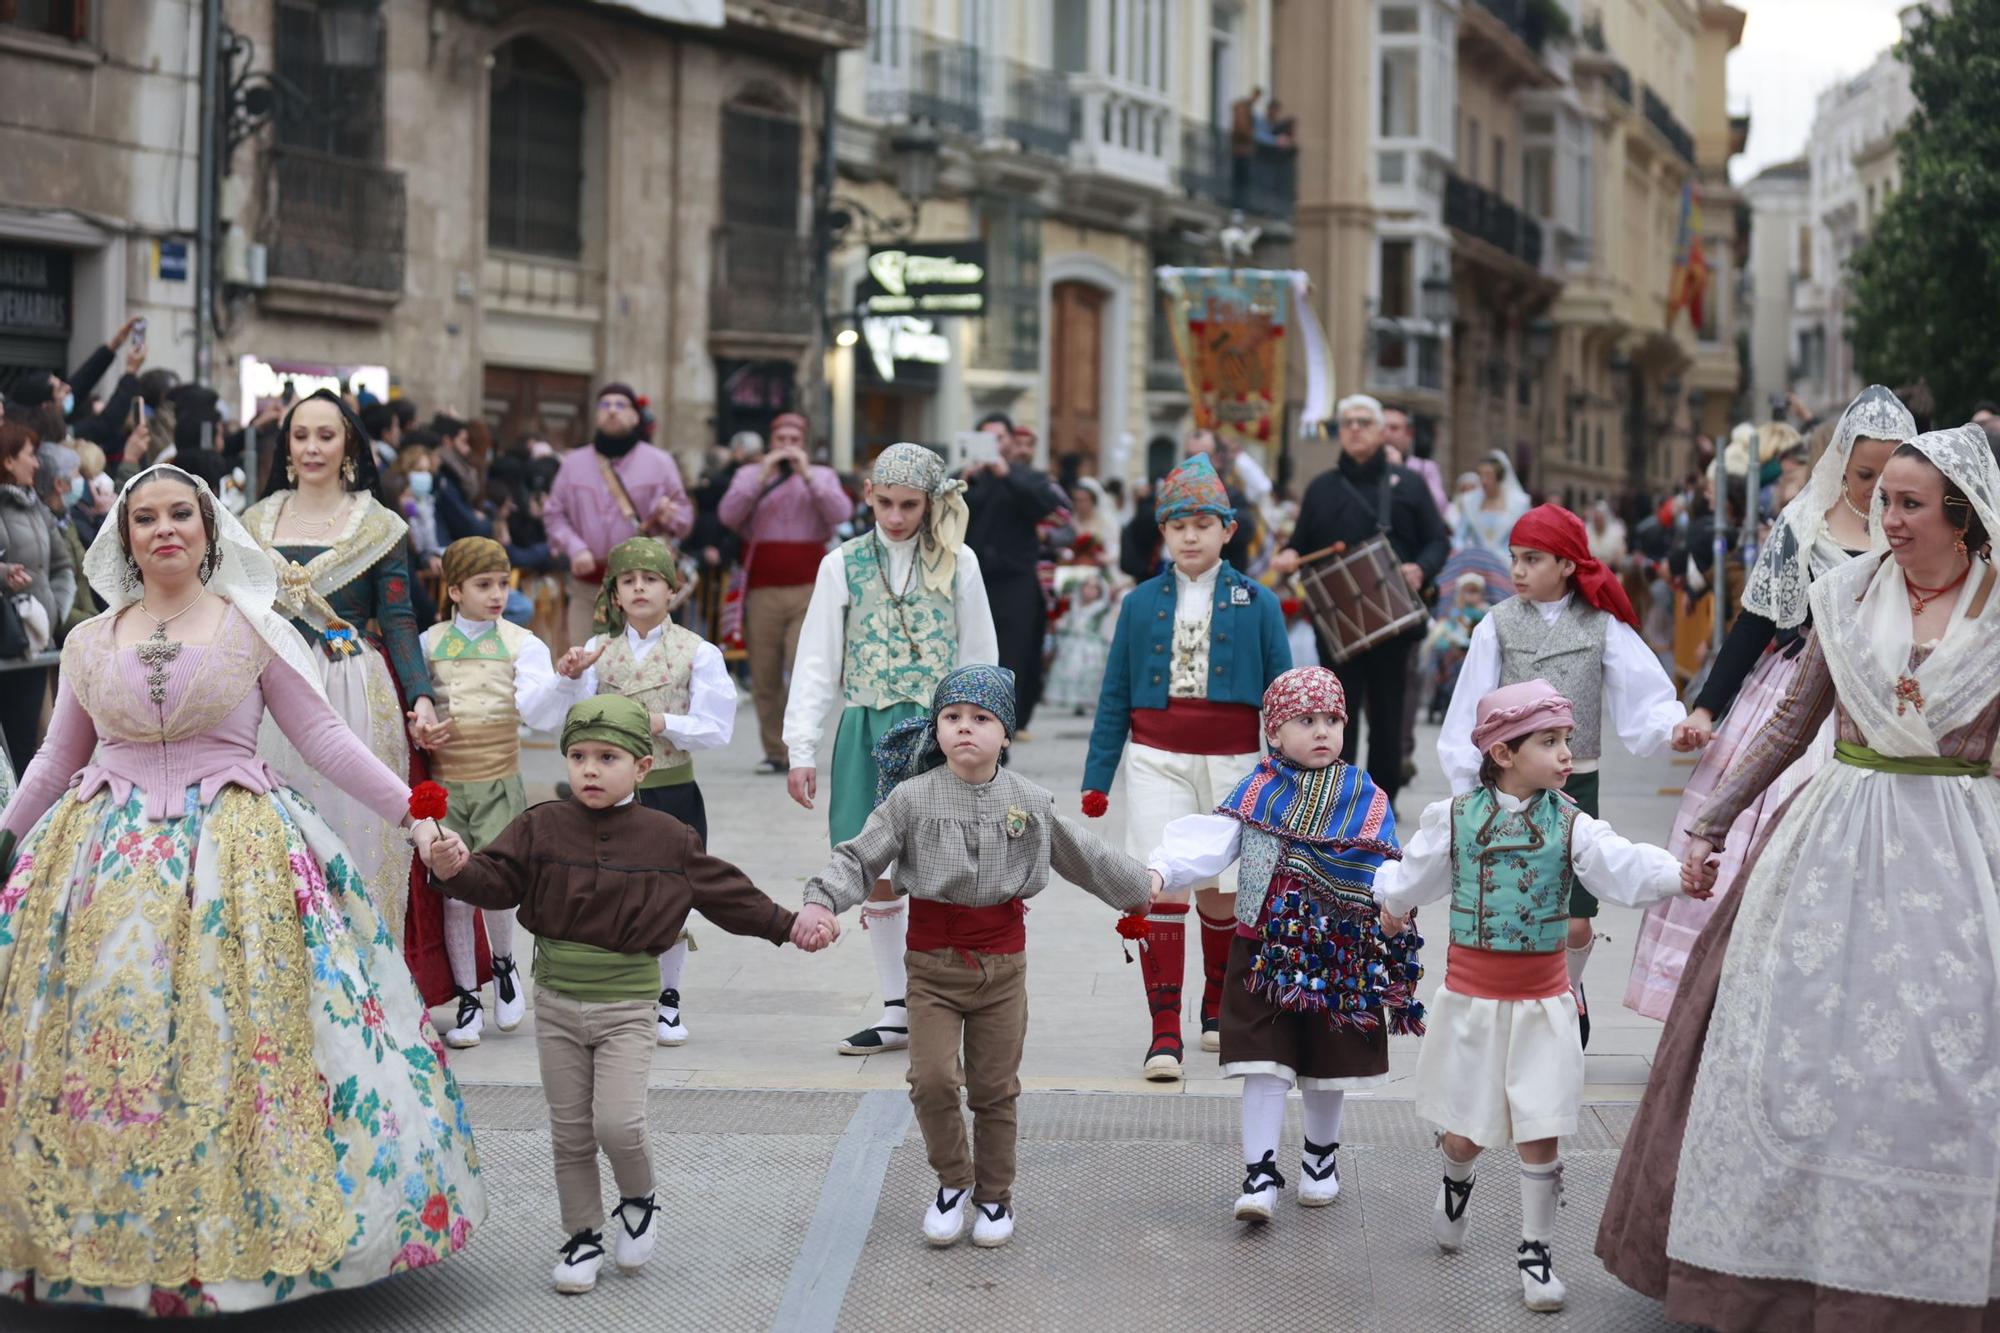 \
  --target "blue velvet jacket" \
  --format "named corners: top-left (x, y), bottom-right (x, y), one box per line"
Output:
top-left (1082, 561), bottom-right (1291, 793)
